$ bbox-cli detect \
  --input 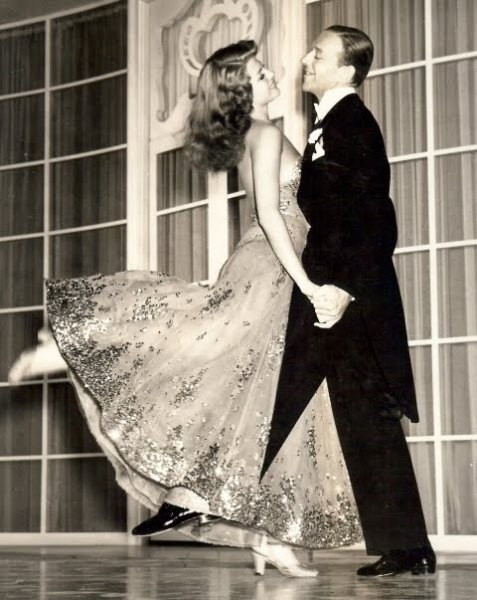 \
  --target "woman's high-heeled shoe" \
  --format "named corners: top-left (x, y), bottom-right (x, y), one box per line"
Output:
top-left (251, 537), bottom-right (318, 577)
top-left (8, 341), bottom-right (67, 384)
